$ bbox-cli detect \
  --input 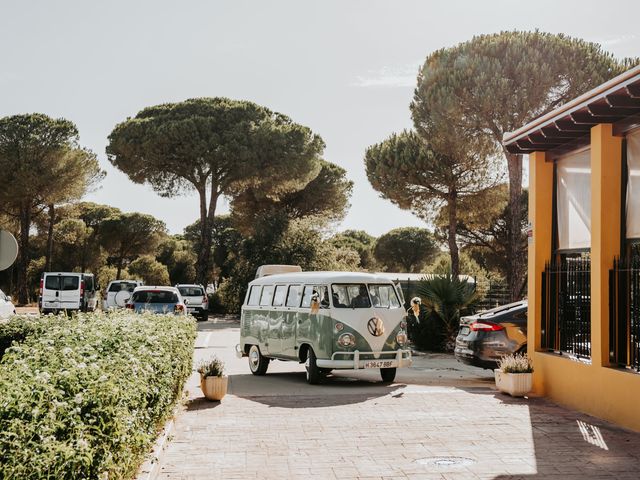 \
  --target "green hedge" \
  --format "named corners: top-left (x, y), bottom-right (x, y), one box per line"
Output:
top-left (0, 311), bottom-right (196, 480)
top-left (0, 315), bottom-right (47, 359)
